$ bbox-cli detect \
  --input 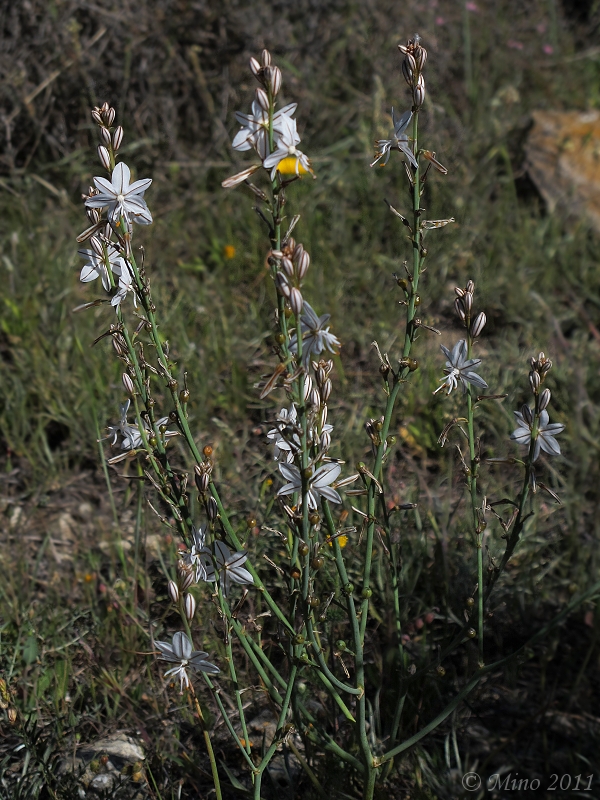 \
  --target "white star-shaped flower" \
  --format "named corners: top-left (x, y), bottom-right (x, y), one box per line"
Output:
top-left (433, 340), bottom-right (488, 396)
top-left (78, 243), bottom-right (125, 291)
top-left (267, 405), bottom-right (301, 463)
top-left (183, 525), bottom-right (215, 584)
top-left (510, 407), bottom-right (564, 462)
top-left (154, 631), bottom-right (219, 692)
top-left (371, 108), bottom-right (418, 169)
top-left (85, 162), bottom-right (153, 226)
top-left (213, 541), bottom-right (254, 597)
top-left (277, 461), bottom-right (342, 510)
top-left (263, 115), bottom-right (314, 179)
top-left (289, 302), bottom-right (341, 367)
top-left (233, 101), bottom-right (298, 158)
